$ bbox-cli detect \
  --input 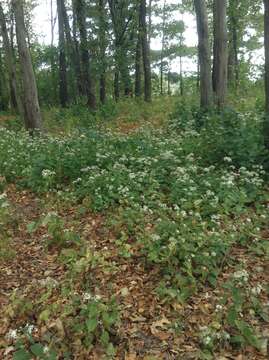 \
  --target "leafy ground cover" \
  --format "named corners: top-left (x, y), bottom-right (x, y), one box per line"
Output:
top-left (0, 101), bottom-right (268, 359)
